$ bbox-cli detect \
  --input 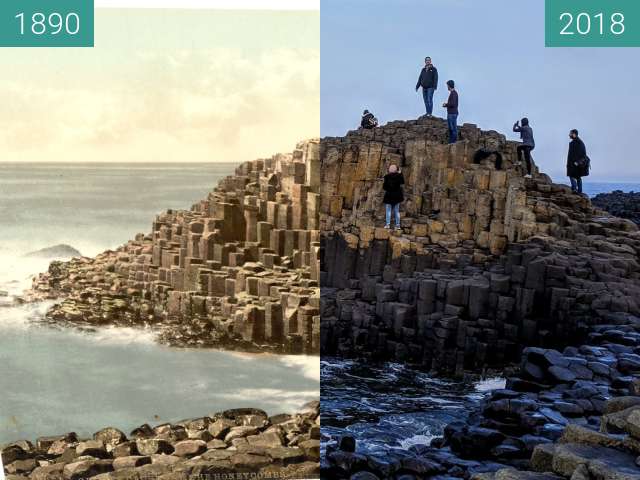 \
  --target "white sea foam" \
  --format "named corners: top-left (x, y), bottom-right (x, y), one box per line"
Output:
top-left (475, 376), bottom-right (507, 392)
top-left (219, 388), bottom-right (319, 413)
top-left (279, 355), bottom-right (320, 382)
top-left (398, 433), bottom-right (438, 450)
top-left (71, 325), bottom-right (157, 346)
